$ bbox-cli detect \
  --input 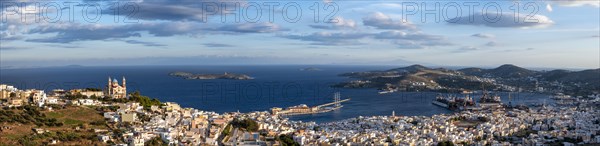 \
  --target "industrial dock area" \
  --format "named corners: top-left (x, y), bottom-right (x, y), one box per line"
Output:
top-left (271, 92), bottom-right (351, 116)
